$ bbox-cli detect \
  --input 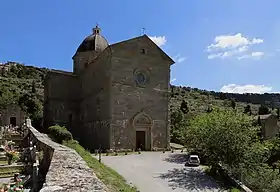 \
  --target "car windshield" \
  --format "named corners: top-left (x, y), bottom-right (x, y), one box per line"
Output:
top-left (190, 157), bottom-right (198, 161)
